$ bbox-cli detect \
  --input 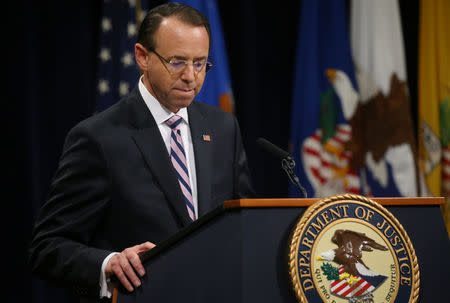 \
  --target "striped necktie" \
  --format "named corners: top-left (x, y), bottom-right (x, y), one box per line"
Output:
top-left (166, 115), bottom-right (195, 221)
